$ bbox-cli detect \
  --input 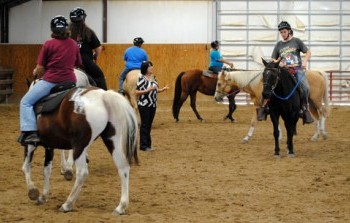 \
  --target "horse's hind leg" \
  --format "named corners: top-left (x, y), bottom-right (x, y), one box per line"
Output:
top-left (22, 144), bottom-right (40, 201)
top-left (39, 148), bottom-right (54, 204)
top-left (60, 150), bottom-right (74, 181)
top-left (59, 151), bottom-right (89, 213)
top-left (189, 92), bottom-right (203, 121)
